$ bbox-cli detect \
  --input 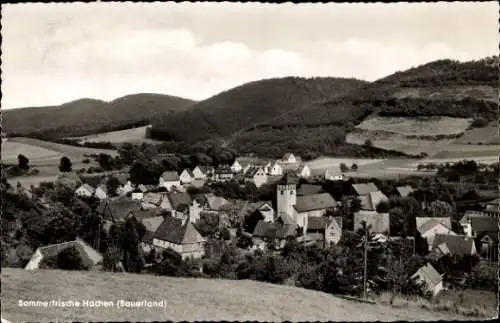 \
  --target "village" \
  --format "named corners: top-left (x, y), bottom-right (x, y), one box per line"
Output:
top-left (4, 151), bottom-right (497, 304)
